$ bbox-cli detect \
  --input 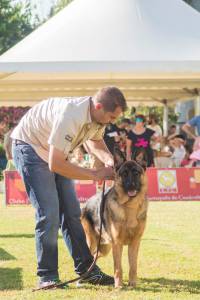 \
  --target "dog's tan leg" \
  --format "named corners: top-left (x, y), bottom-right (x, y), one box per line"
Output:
top-left (128, 238), bottom-right (141, 287)
top-left (112, 243), bottom-right (123, 288)
top-left (81, 218), bottom-right (97, 256)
